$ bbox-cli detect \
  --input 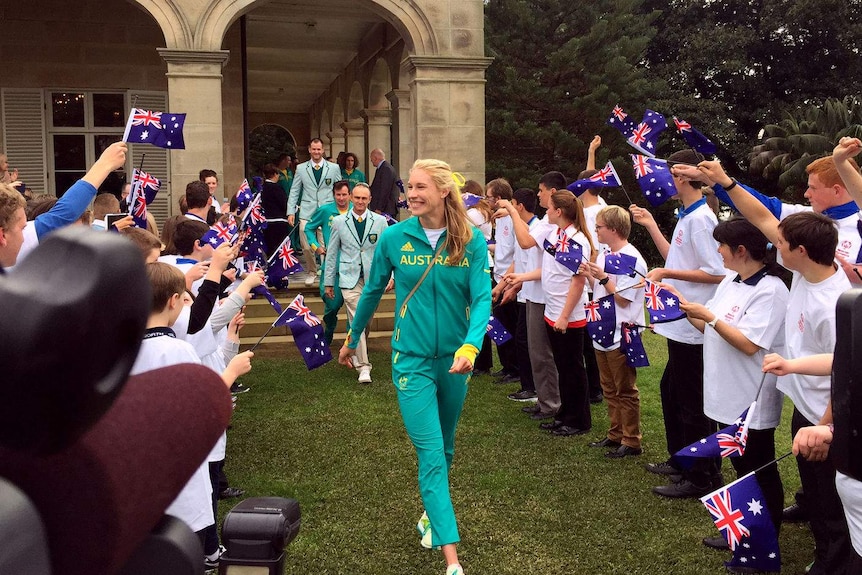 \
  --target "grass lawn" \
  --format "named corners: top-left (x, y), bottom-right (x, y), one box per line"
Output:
top-left (223, 331), bottom-right (813, 574)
